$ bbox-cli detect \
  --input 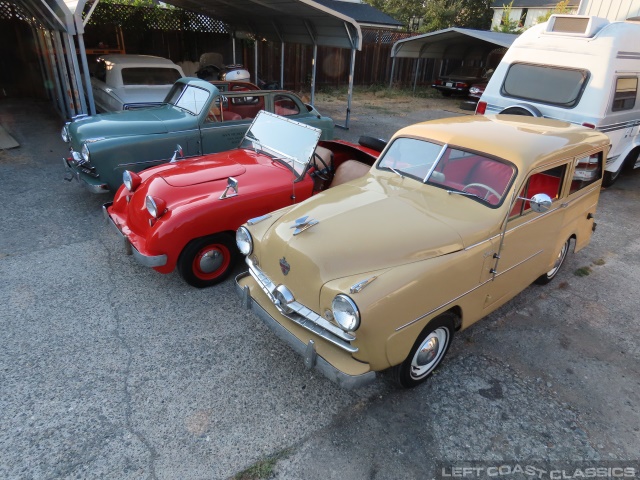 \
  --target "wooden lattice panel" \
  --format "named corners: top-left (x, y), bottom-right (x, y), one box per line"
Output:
top-left (84, 3), bottom-right (228, 34)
